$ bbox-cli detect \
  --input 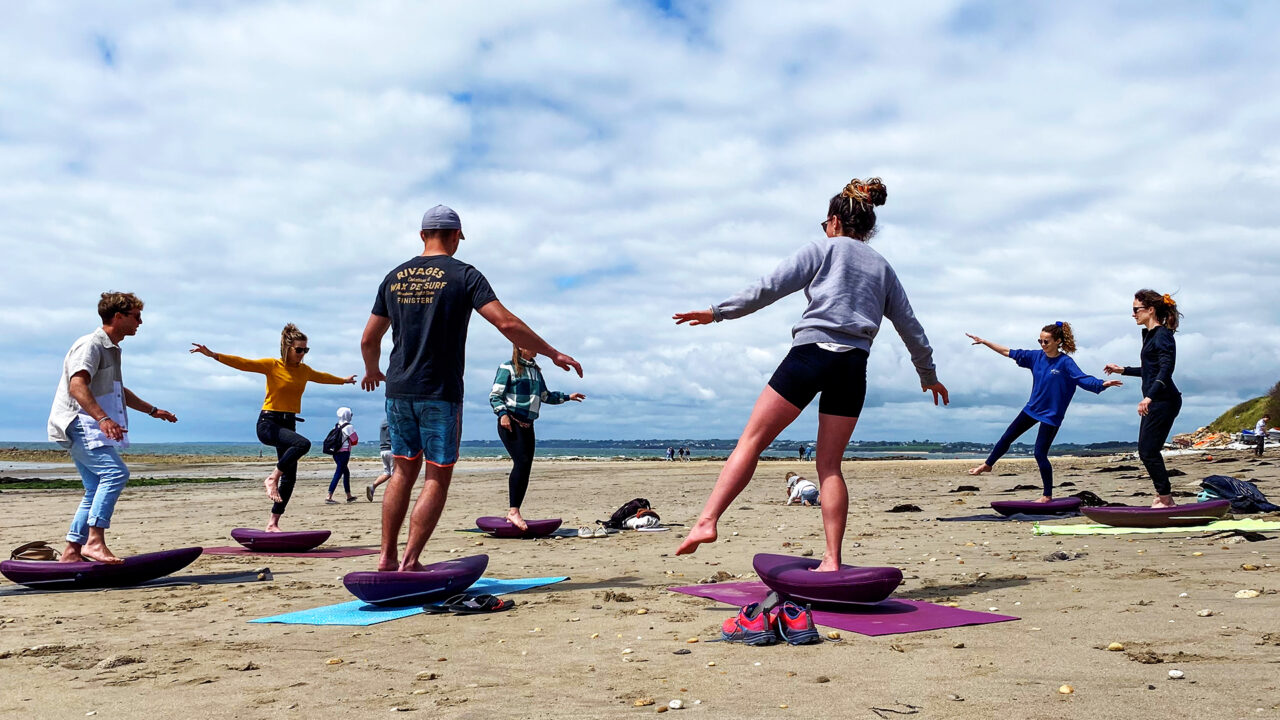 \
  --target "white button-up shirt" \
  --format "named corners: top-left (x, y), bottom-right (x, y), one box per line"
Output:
top-left (48, 327), bottom-right (129, 449)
